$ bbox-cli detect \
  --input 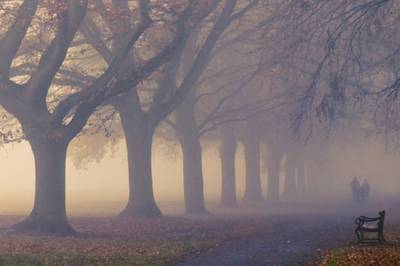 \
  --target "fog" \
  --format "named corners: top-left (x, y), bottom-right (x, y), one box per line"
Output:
top-left (1, 130), bottom-right (399, 216)
top-left (0, 140), bottom-right (247, 216)
top-left (1, 5), bottom-right (400, 264)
